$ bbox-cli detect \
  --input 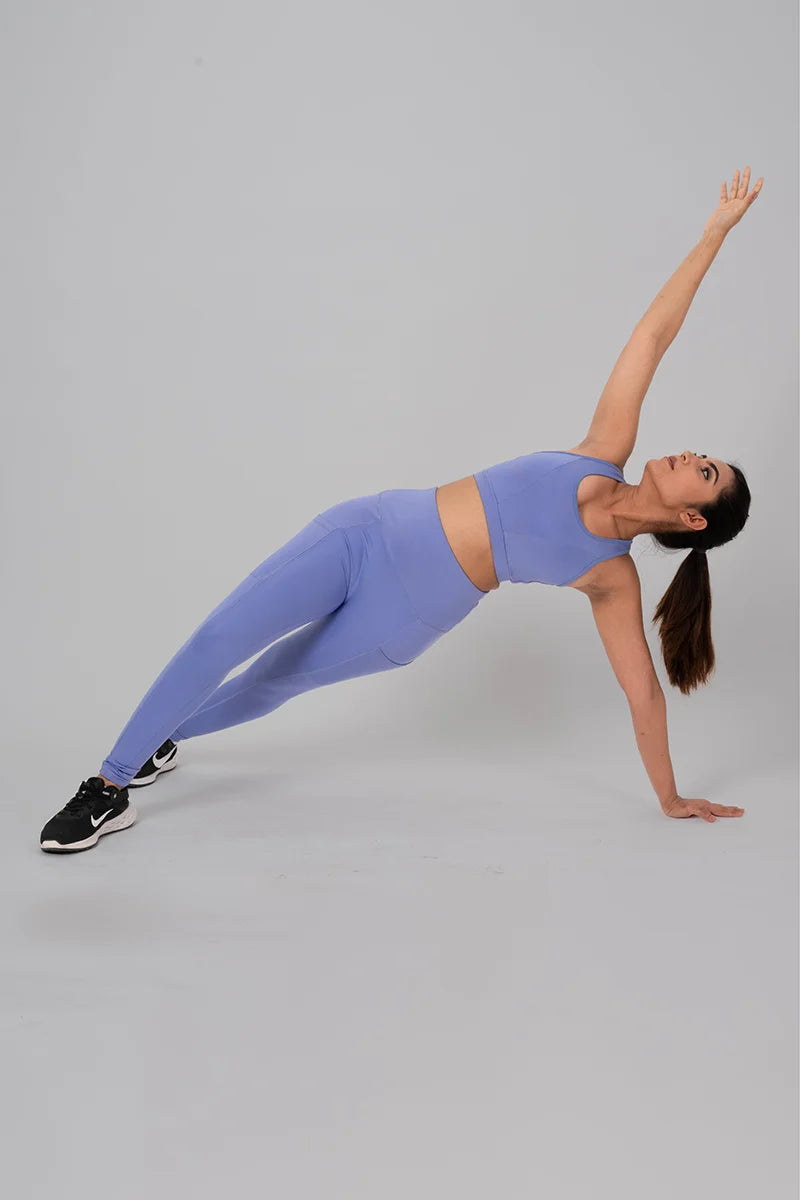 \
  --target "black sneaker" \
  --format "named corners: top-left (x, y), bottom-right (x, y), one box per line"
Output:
top-left (40, 777), bottom-right (136, 853)
top-left (128, 737), bottom-right (179, 789)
